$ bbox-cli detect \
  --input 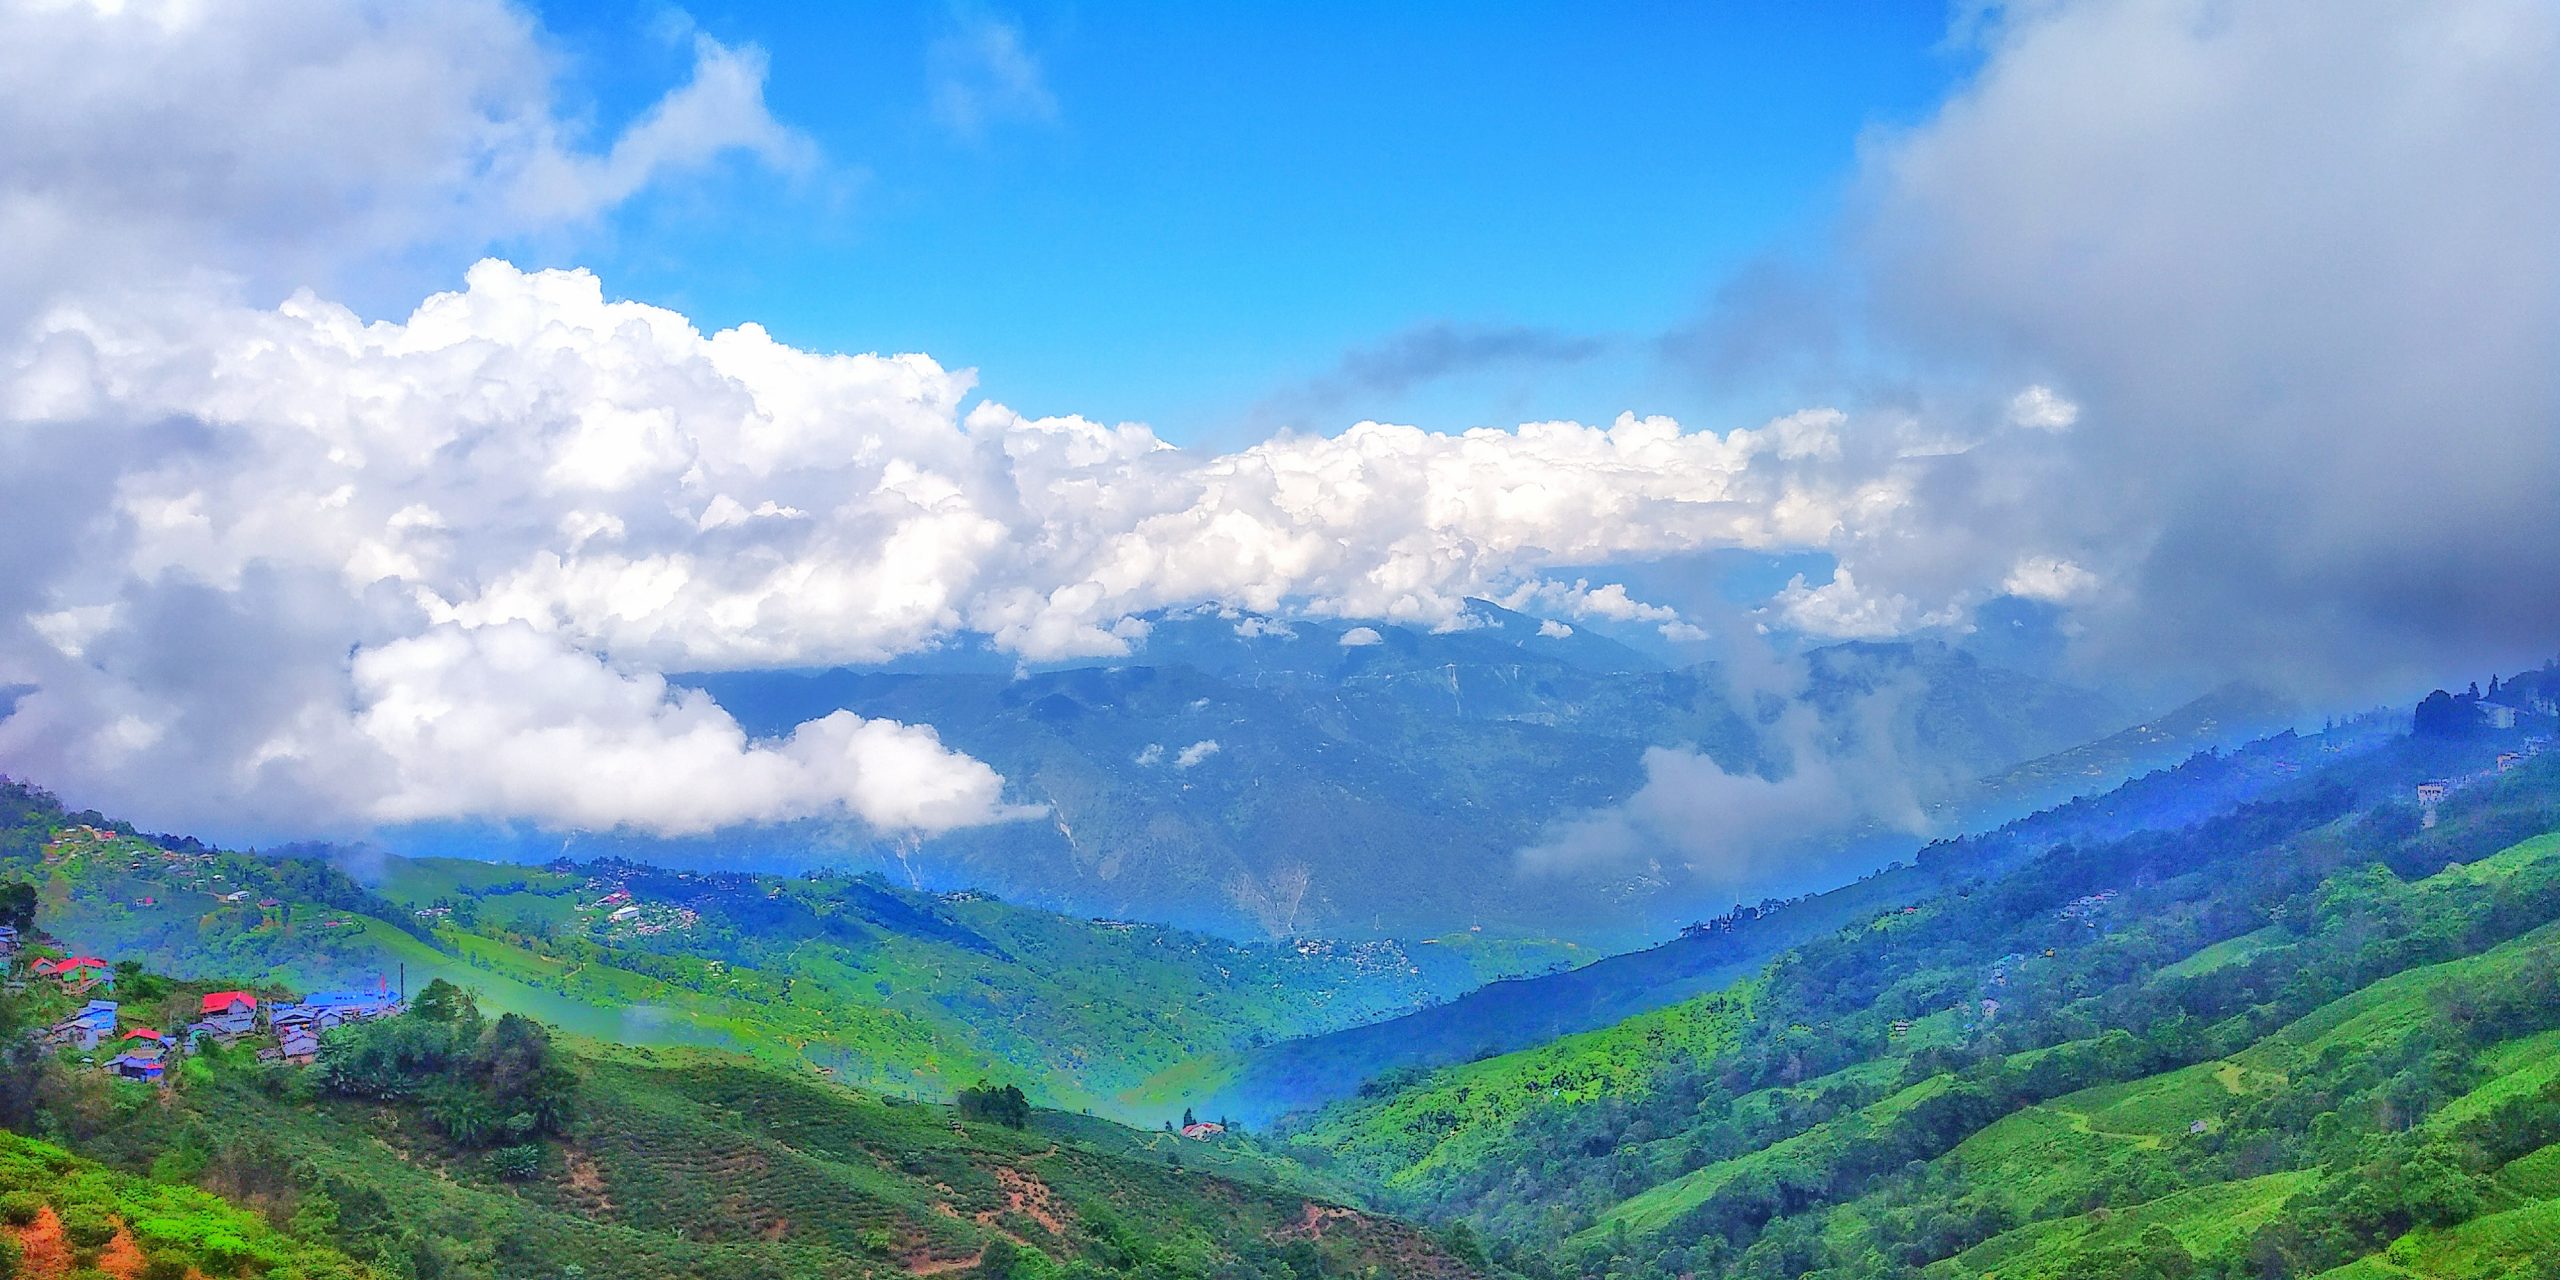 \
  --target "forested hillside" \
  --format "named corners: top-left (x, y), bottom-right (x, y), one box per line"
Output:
top-left (0, 962), bottom-right (1488, 1280)
top-left (0, 780), bottom-right (1485, 1122)
top-left (1275, 691), bottom-right (2560, 1279)
top-left (1188, 710), bottom-right (2397, 1126)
